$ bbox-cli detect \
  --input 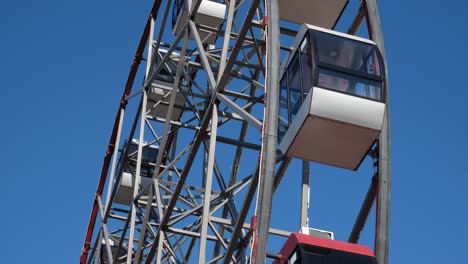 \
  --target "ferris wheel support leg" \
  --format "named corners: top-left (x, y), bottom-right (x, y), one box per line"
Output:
top-left (252, 0), bottom-right (281, 263)
top-left (300, 161), bottom-right (310, 228)
top-left (364, 1), bottom-right (391, 263)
